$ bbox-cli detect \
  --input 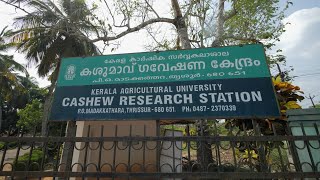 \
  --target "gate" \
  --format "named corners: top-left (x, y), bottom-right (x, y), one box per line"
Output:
top-left (0, 110), bottom-right (320, 179)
